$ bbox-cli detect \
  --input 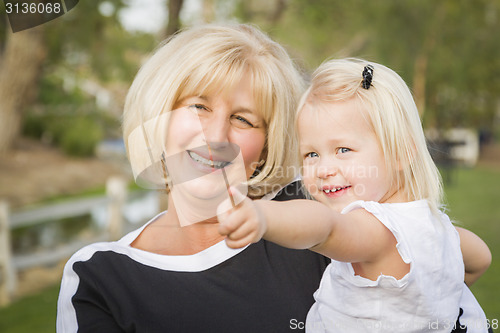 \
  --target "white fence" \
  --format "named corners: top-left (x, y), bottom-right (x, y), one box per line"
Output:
top-left (0, 176), bottom-right (132, 306)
